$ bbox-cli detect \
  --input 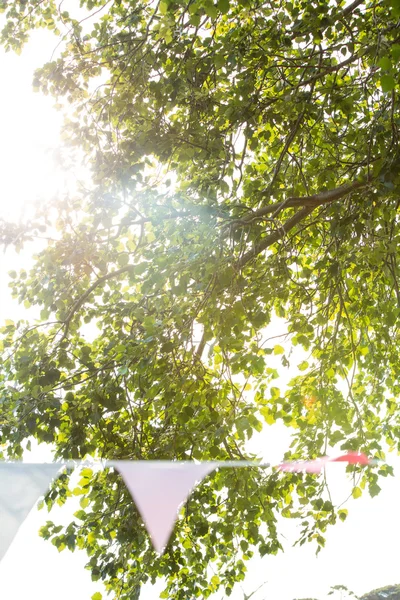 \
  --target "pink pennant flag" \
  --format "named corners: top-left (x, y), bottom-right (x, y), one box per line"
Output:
top-left (277, 456), bottom-right (330, 474)
top-left (114, 461), bottom-right (217, 553)
top-left (277, 452), bottom-right (372, 474)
